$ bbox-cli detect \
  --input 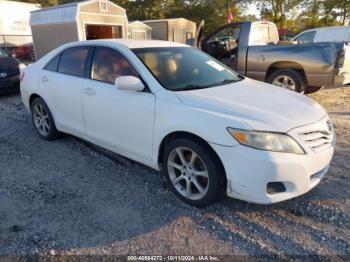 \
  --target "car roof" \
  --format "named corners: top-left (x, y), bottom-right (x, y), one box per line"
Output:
top-left (69, 39), bottom-right (189, 49)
